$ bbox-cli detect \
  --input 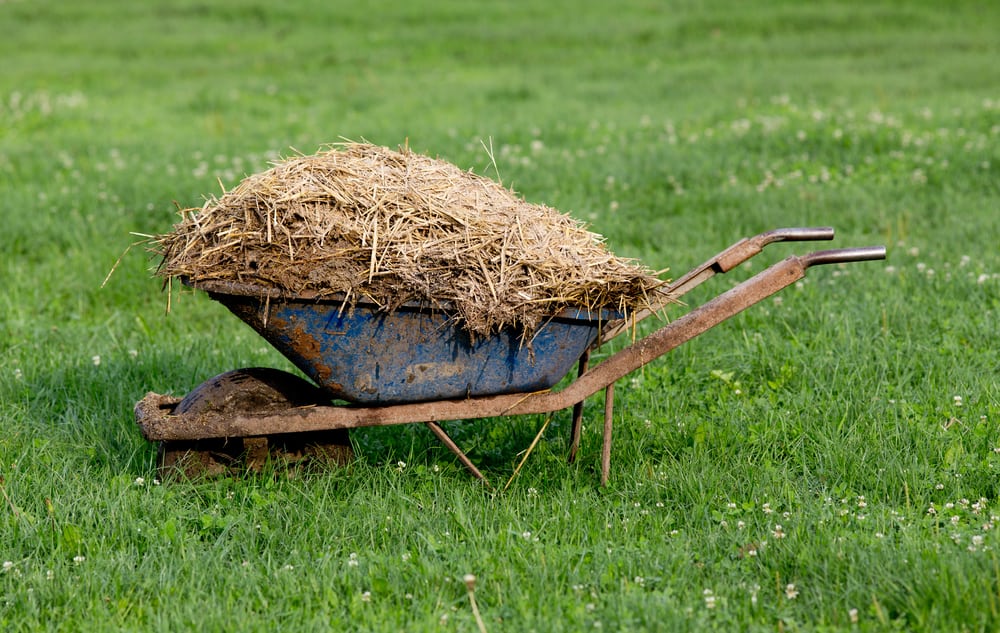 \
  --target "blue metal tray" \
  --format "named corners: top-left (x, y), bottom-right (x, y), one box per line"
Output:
top-left (194, 280), bottom-right (618, 404)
